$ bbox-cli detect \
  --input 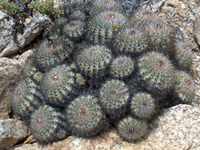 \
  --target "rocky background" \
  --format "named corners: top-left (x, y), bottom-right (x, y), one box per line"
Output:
top-left (0, 0), bottom-right (200, 149)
